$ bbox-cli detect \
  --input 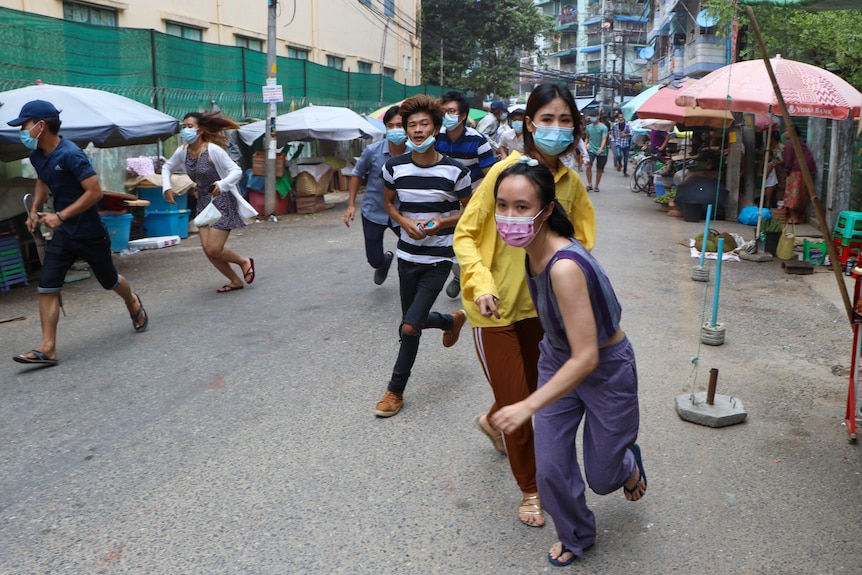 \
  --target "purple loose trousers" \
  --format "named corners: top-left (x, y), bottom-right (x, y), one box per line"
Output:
top-left (534, 335), bottom-right (641, 558)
